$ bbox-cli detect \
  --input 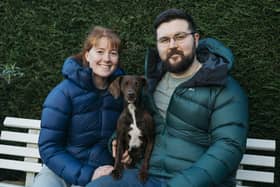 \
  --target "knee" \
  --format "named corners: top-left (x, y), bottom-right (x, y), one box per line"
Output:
top-left (85, 180), bottom-right (98, 187)
top-left (85, 176), bottom-right (113, 187)
top-left (31, 165), bottom-right (66, 187)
